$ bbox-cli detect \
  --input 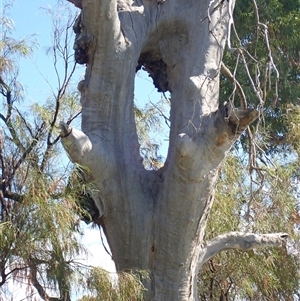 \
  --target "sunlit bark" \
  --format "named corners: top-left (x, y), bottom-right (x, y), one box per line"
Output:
top-left (60, 0), bottom-right (287, 299)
